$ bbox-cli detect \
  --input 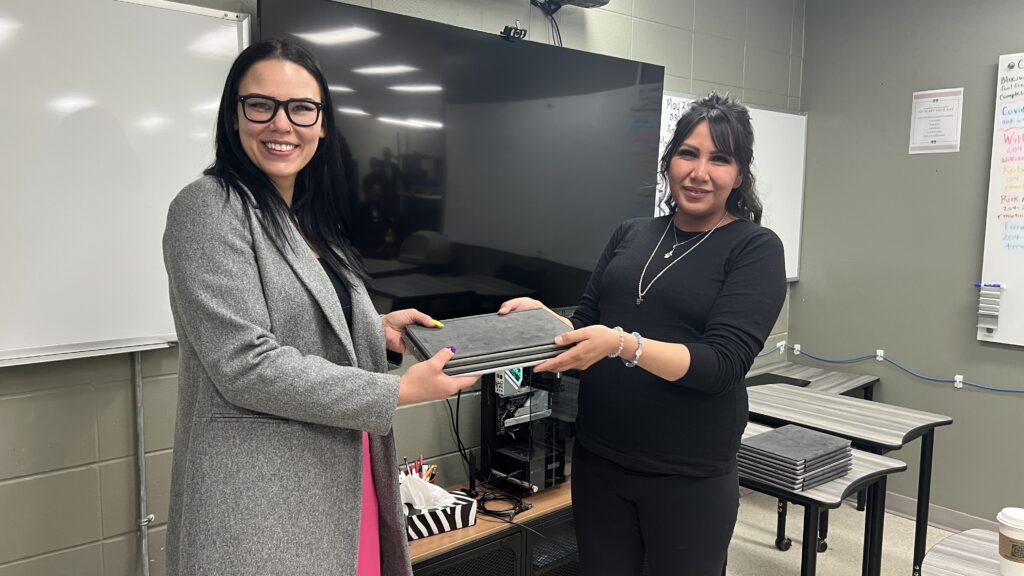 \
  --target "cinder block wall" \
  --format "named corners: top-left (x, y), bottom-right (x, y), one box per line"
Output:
top-left (0, 1), bottom-right (801, 574)
top-left (0, 349), bottom-right (178, 576)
